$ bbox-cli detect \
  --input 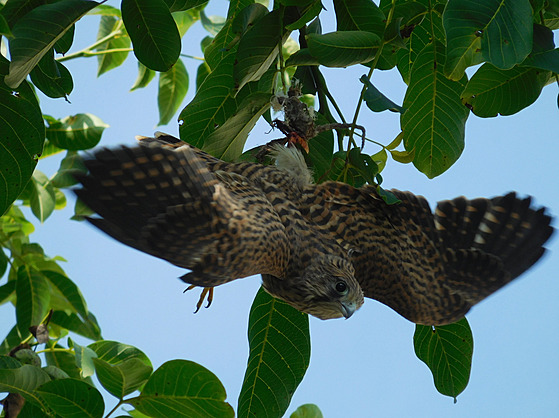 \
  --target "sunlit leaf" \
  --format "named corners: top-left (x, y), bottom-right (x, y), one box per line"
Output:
top-left (414, 318), bottom-right (473, 400)
top-left (5, 0), bottom-right (101, 88)
top-left (234, 8), bottom-right (290, 92)
top-left (46, 113), bottom-right (108, 150)
top-left (41, 270), bottom-right (88, 317)
top-left (0, 57), bottom-right (44, 217)
top-left (15, 266), bottom-right (50, 337)
top-left (51, 311), bottom-right (102, 340)
top-left (178, 55), bottom-right (236, 147)
top-left (360, 75), bottom-right (404, 113)
top-left (37, 378), bottom-right (105, 418)
top-left (0, 364), bottom-right (50, 408)
top-left (129, 360), bottom-right (234, 417)
top-left (401, 42), bottom-right (469, 178)
top-left (50, 151), bottom-right (87, 189)
top-left (122, 0), bottom-right (181, 71)
top-left (130, 62), bottom-right (156, 91)
top-left (158, 58), bottom-right (189, 125)
top-left (238, 287), bottom-right (310, 418)
top-left (96, 16), bottom-right (130, 76)
top-left (202, 92), bottom-right (270, 160)
top-left (461, 64), bottom-right (550, 117)
top-left (443, 0), bottom-right (532, 78)
top-left (307, 31), bottom-right (380, 67)
top-left (290, 403), bottom-right (324, 418)
top-left (29, 49), bottom-right (73, 99)
top-left (333, 0), bottom-right (385, 37)
top-left (94, 357), bottom-right (152, 399)
top-left (29, 170), bottom-right (56, 222)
